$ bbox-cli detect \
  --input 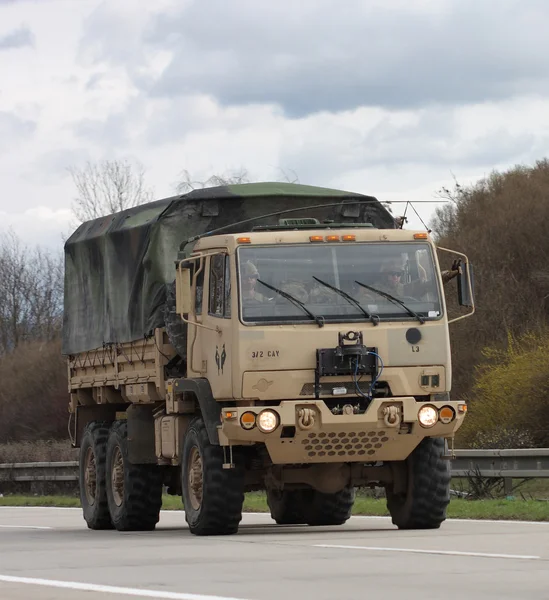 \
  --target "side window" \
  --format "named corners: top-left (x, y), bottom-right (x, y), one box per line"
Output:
top-left (195, 262), bottom-right (204, 315)
top-left (209, 255), bottom-right (225, 317)
top-left (224, 255), bottom-right (231, 317)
